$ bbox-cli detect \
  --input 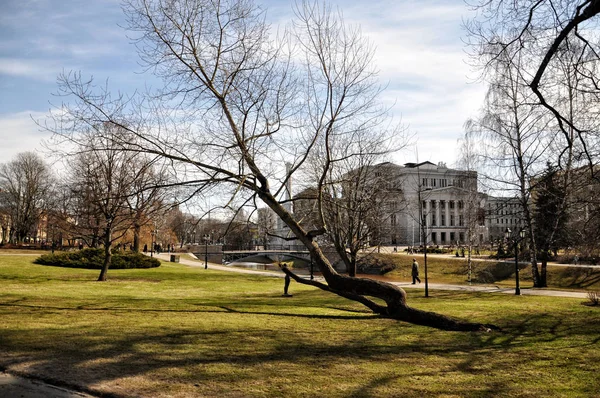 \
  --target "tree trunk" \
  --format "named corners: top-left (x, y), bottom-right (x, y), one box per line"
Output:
top-left (98, 227), bottom-right (112, 282)
top-left (539, 252), bottom-right (548, 288)
top-left (260, 191), bottom-right (497, 332)
top-left (347, 253), bottom-right (357, 277)
top-left (133, 223), bottom-right (141, 252)
top-left (283, 248), bottom-right (497, 332)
